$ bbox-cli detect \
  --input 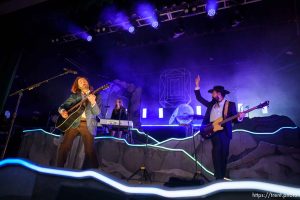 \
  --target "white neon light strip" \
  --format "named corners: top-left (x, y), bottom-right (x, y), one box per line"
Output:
top-left (233, 126), bottom-right (298, 135)
top-left (153, 126), bottom-right (298, 146)
top-left (130, 128), bottom-right (159, 143)
top-left (0, 159), bottom-right (299, 198)
top-left (22, 128), bottom-right (159, 143)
